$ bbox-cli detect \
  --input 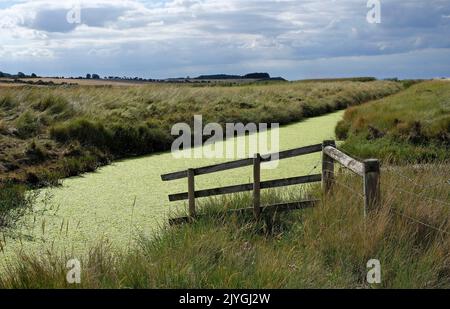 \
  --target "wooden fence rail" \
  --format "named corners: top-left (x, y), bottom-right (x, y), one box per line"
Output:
top-left (161, 140), bottom-right (380, 224)
top-left (168, 174), bottom-right (322, 201)
top-left (322, 140), bottom-right (380, 216)
top-left (161, 144), bottom-right (323, 181)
